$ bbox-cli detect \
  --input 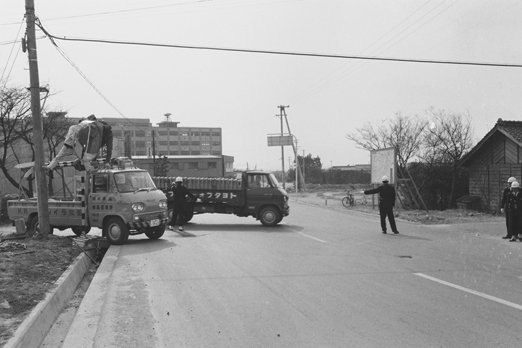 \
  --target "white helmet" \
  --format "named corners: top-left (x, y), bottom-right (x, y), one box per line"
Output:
top-left (508, 177), bottom-right (517, 183)
top-left (512, 181), bottom-right (520, 188)
top-left (175, 176), bottom-right (183, 183)
top-left (381, 175), bottom-right (390, 182)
